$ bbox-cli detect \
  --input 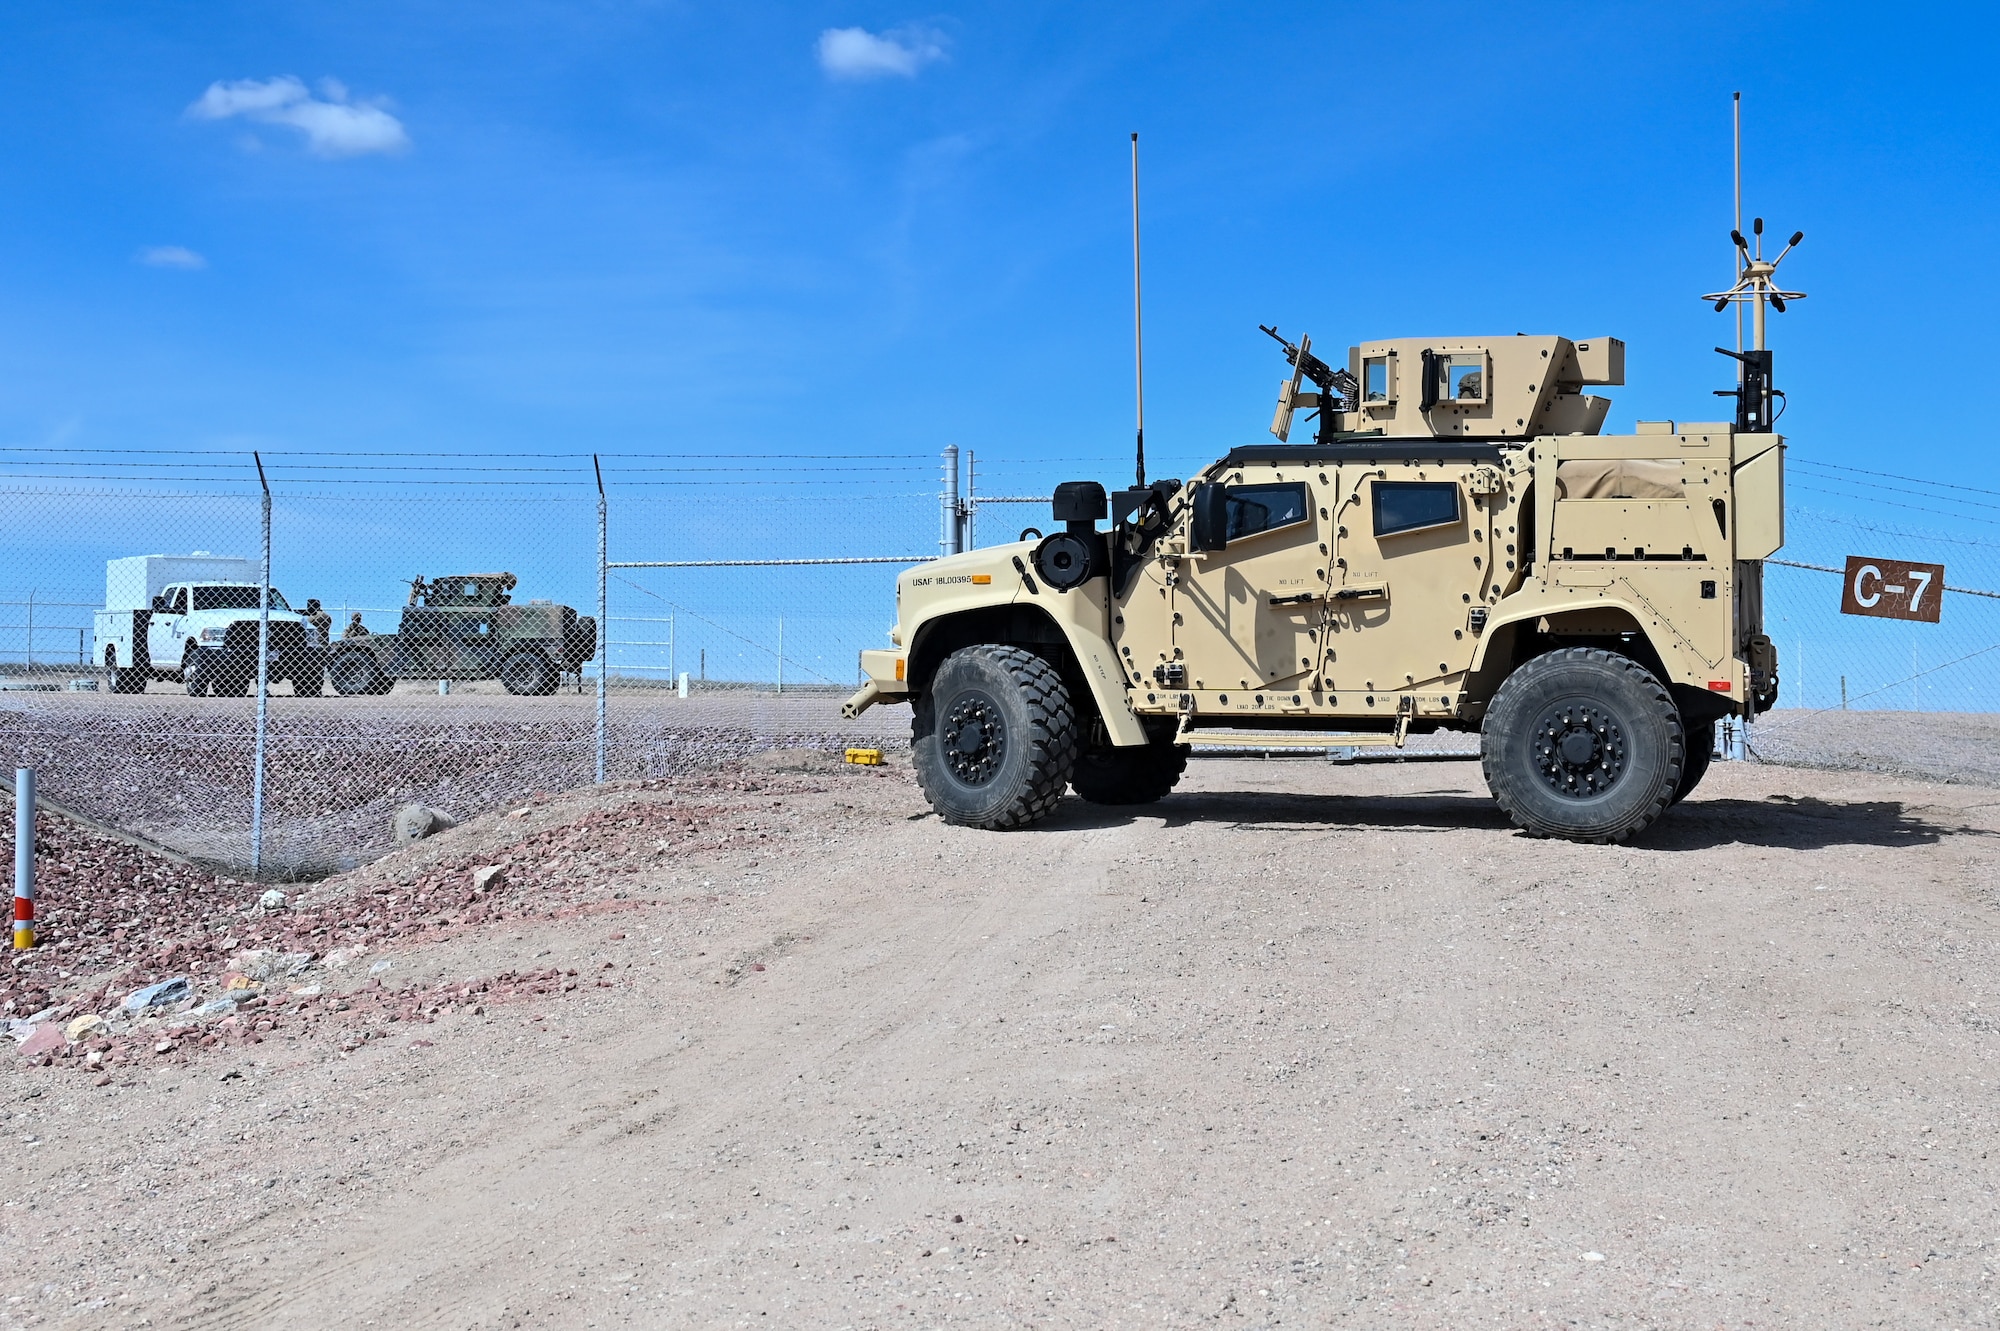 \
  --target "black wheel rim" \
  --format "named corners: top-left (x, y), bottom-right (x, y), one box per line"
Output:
top-left (940, 688), bottom-right (1007, 787)
top-left (1529, 698), bottom-right (1628, 800)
